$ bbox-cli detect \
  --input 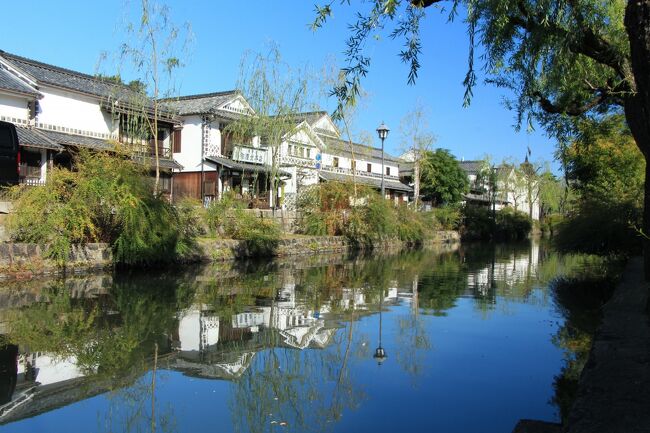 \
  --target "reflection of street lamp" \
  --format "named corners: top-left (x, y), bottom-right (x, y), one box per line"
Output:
top-left (376, 122), bottom-right (389, 199)
top-left (373, 291), bottom-right (387, 365)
